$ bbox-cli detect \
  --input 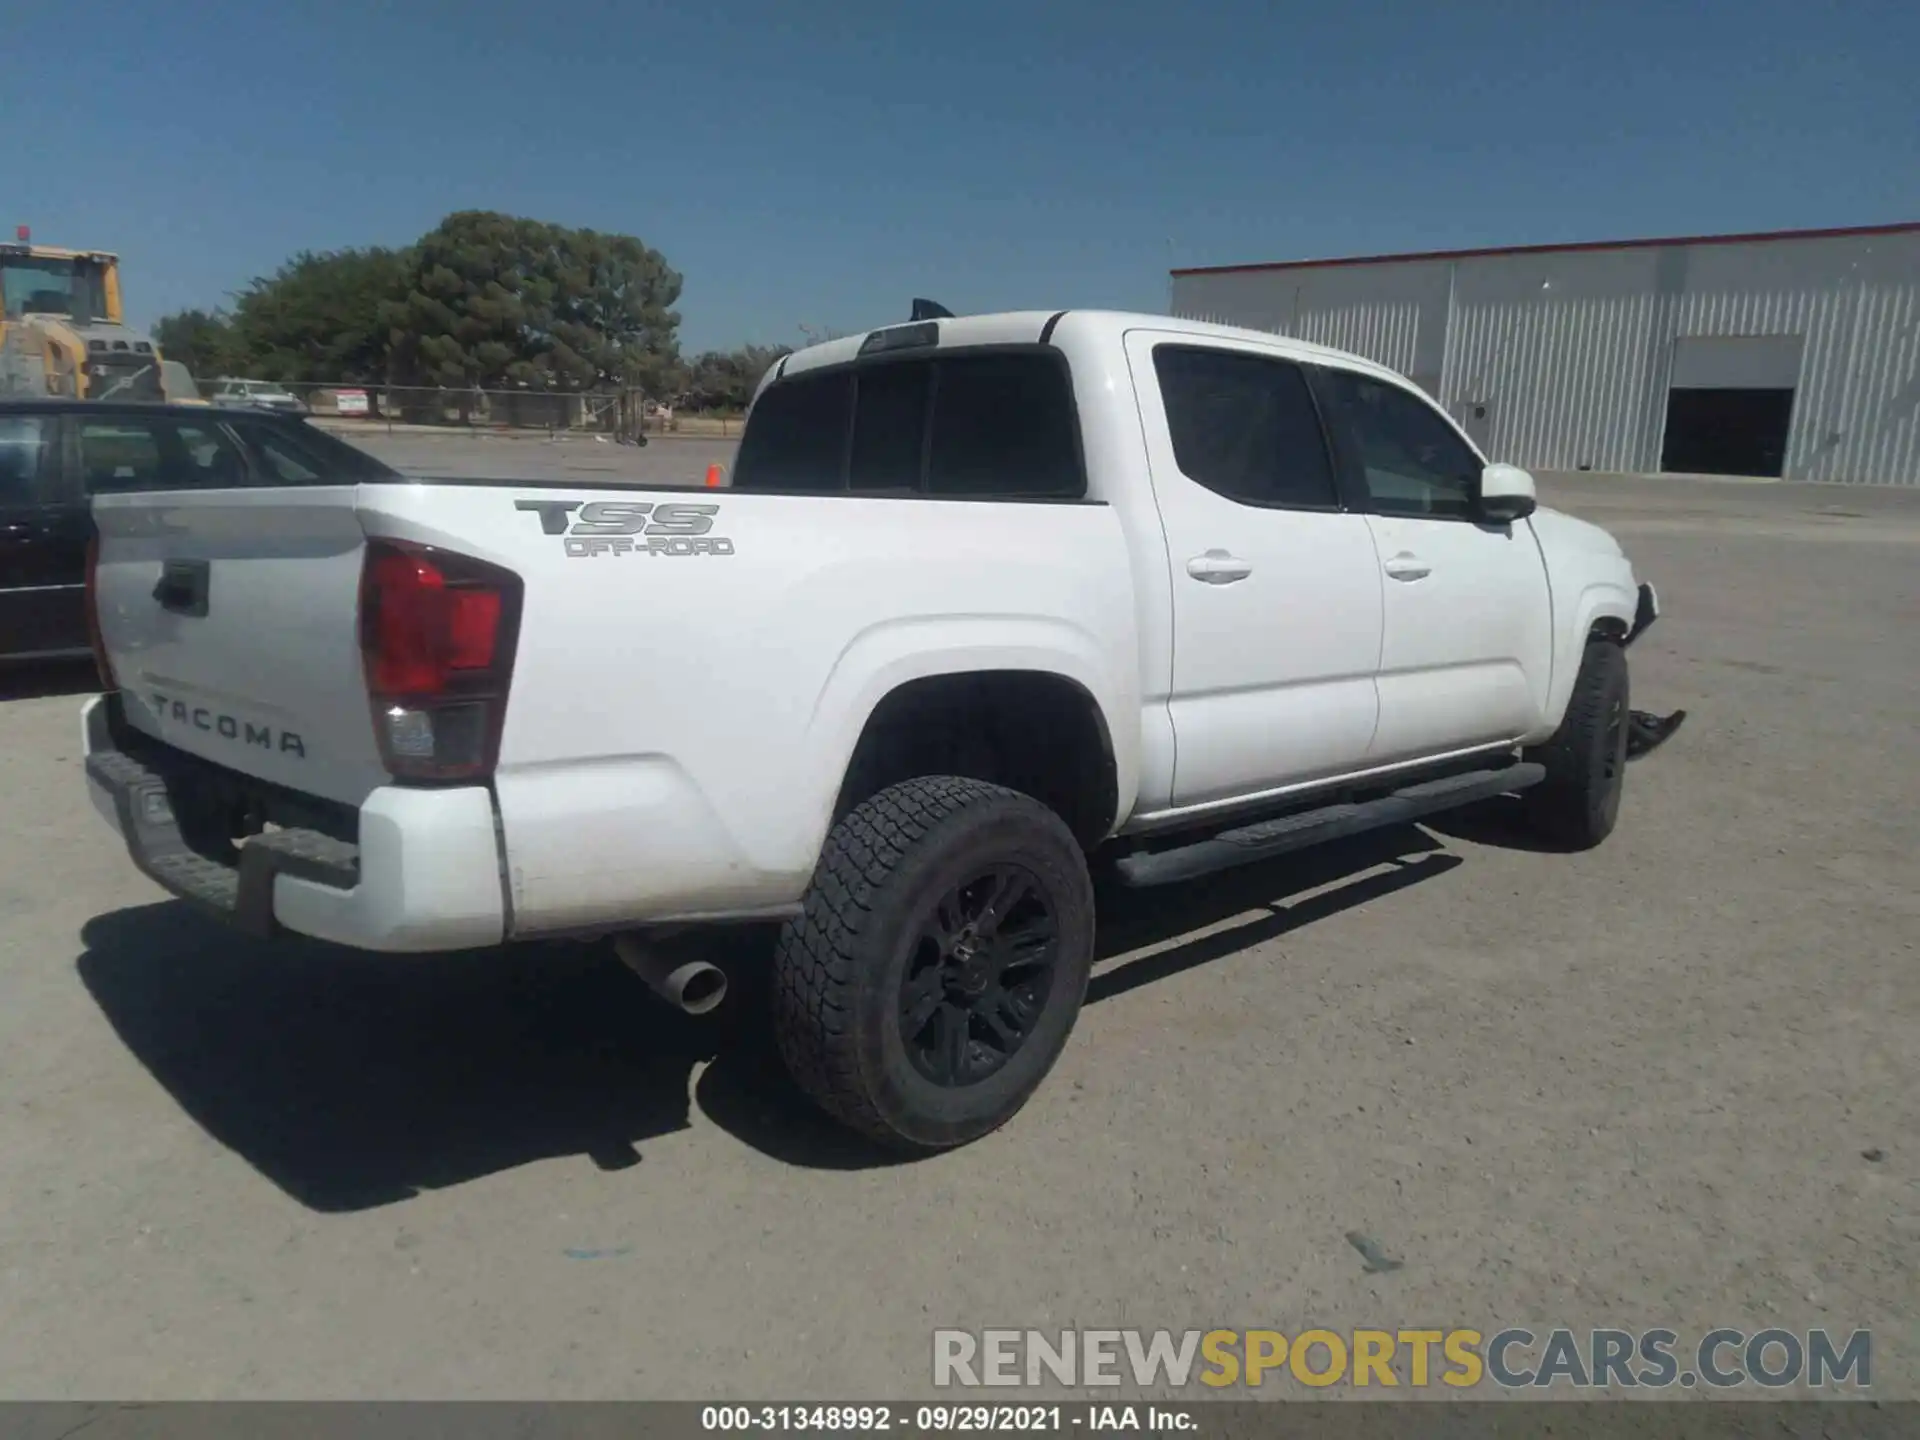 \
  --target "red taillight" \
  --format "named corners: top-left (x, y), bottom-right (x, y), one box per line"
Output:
top-left (364, 549), bottom-right (504, 693)
top-left (85, 532), bottom-right (117, 692)
top-left (359, 541), bottom-right (521, 783)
